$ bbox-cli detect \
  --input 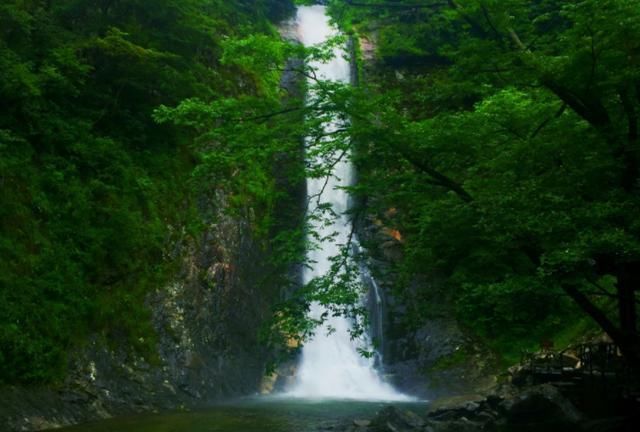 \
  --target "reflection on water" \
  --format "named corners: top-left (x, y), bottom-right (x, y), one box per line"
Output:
top-left (57, 397), bottom-right (427, 432)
